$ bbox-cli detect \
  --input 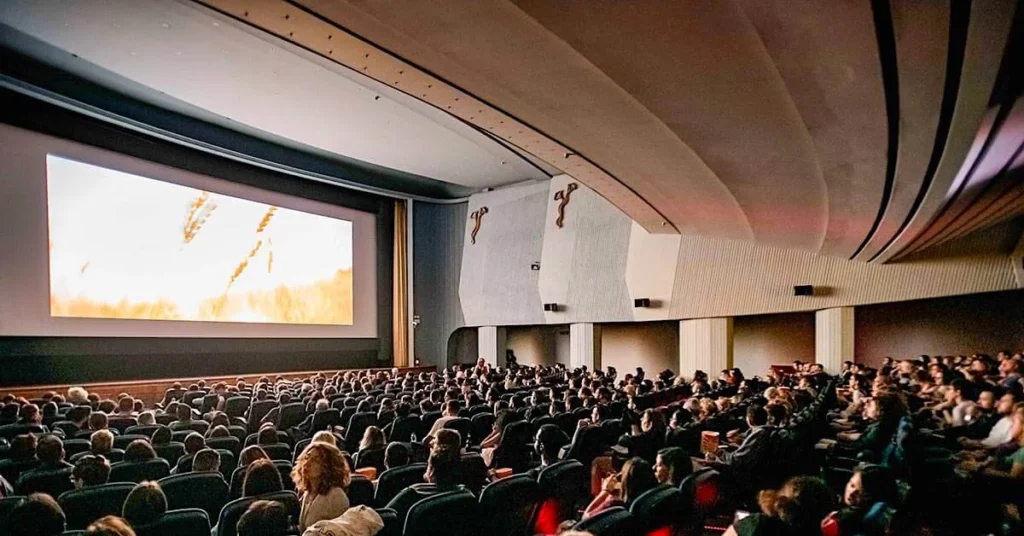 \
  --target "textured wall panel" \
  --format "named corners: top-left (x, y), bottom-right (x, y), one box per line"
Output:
top-left (459, 182), bottom-right (547, 326)
top-left (541, 176), bottom-right (634, 322)
top-left (569, 323), bottom-right (601, 370)
top-left (413, 202), bottom-right (466, 367)
top-left (815, 307), bottom-right (855, 374)
top-left (678, 318), bottom-right (733, 379)
top-left (669, 220), bottom-right (1020, 319)
top-left (625, 221), bottom-right (681, 321)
